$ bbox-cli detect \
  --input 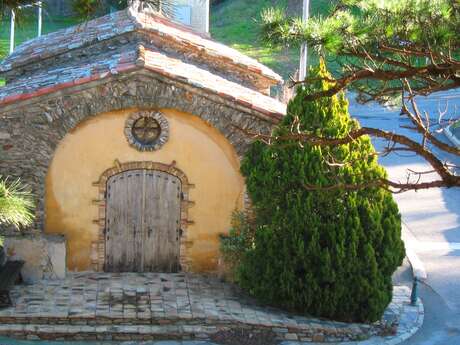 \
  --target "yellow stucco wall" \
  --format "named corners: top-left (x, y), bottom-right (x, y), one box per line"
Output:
top-left (45, 108), bottom-right (245, 272)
